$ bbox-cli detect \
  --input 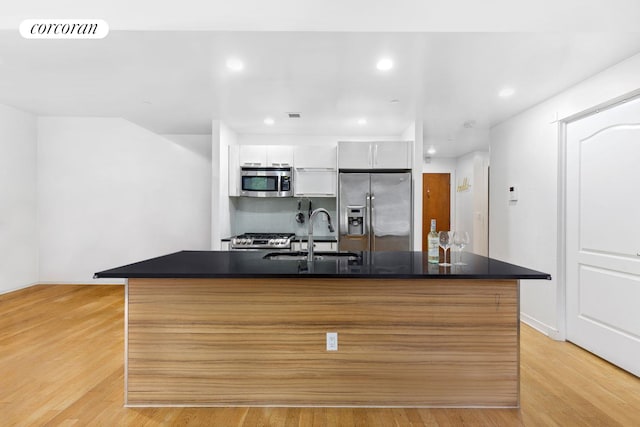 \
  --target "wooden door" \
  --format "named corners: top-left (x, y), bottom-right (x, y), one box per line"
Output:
top-left (422, 173), bottom-right (450, 251)
top-left (566, 96), bottom-right (640, 377)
